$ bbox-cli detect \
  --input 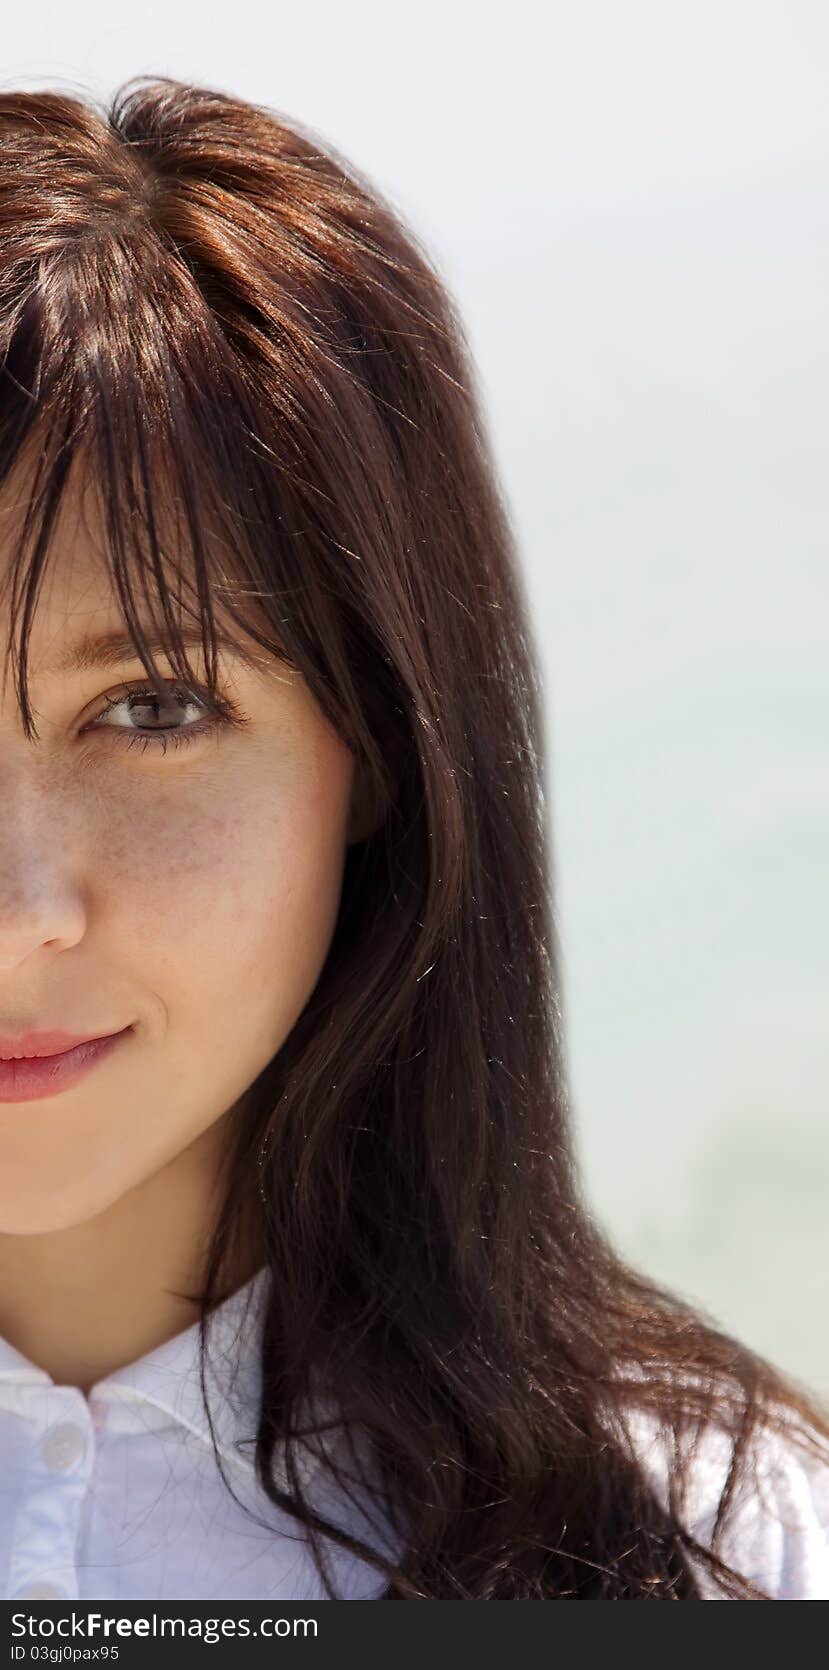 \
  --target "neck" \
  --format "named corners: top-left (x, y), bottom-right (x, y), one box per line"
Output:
top-left (0, 1109), bottom-right (264, 1395)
